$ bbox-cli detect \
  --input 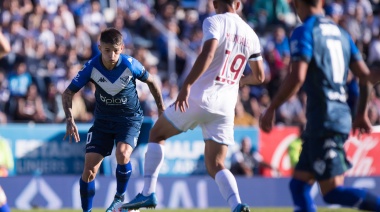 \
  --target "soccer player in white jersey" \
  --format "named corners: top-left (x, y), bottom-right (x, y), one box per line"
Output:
top-left (121, 0), bottom-right (265, 211)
